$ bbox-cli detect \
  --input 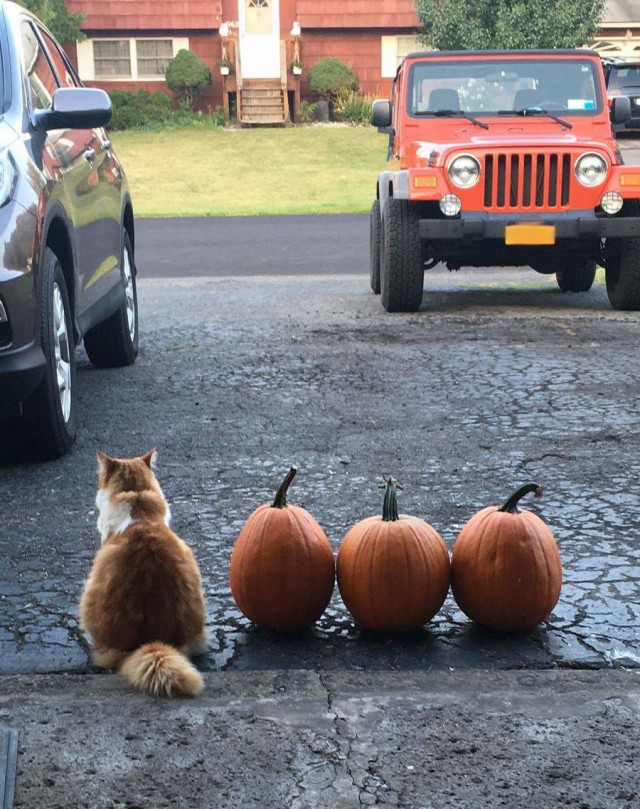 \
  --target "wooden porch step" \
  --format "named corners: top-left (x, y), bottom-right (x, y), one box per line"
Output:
top-left (240, 84), bottom-right (286, 125)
